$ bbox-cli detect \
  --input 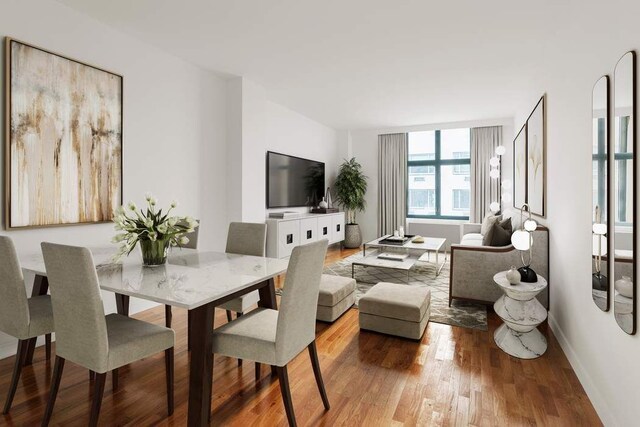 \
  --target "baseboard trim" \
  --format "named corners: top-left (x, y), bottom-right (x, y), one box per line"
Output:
top-left (547, 313), bottom-right (615, 426)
